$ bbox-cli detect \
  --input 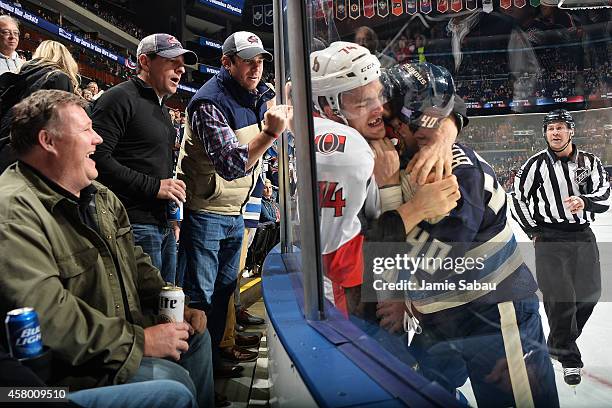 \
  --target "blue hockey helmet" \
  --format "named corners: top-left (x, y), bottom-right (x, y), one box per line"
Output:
top-left (380, 62), bottom-right (455, 129)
